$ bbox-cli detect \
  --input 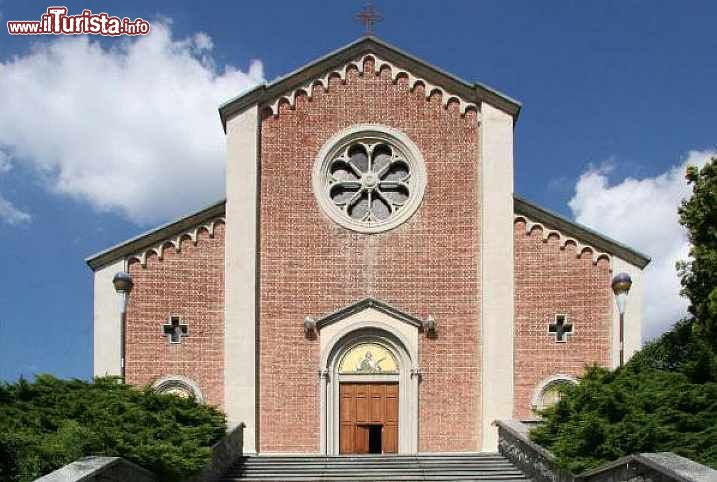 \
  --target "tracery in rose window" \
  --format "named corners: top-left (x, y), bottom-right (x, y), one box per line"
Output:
top-left (327, 141), bottom-right (411, 223)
